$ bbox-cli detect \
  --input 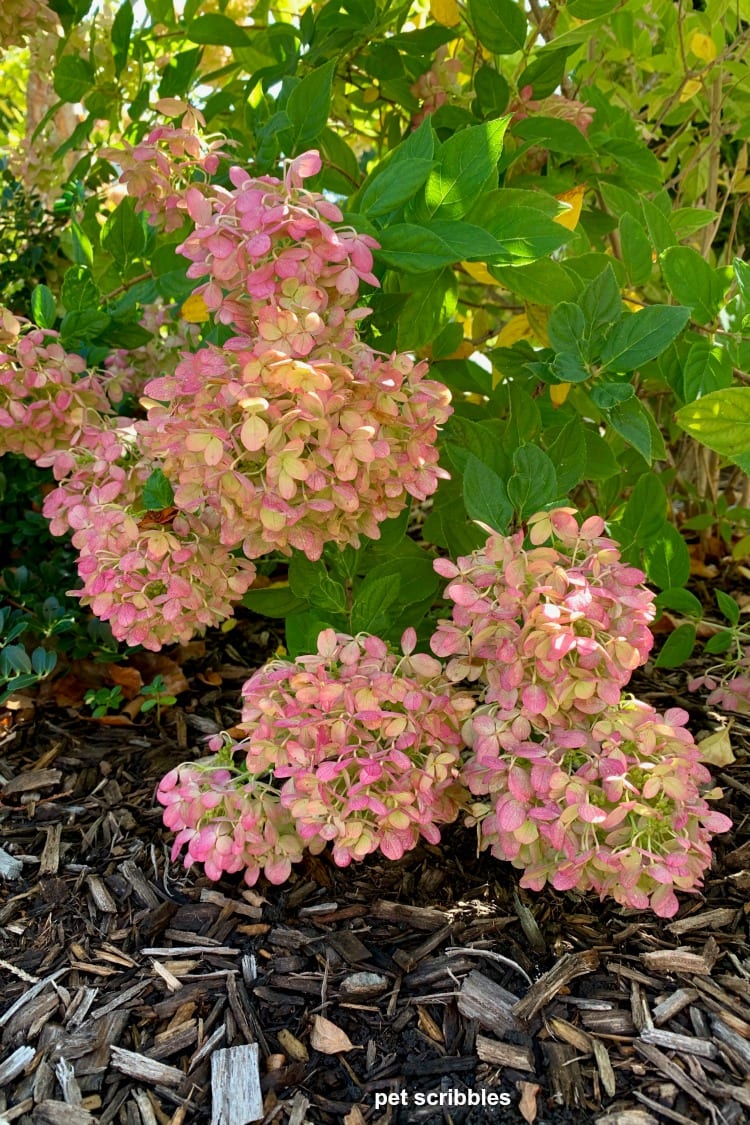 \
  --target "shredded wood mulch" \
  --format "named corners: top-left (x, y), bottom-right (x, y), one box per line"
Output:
top-left (1, 659), bottom-right (749, 1125)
